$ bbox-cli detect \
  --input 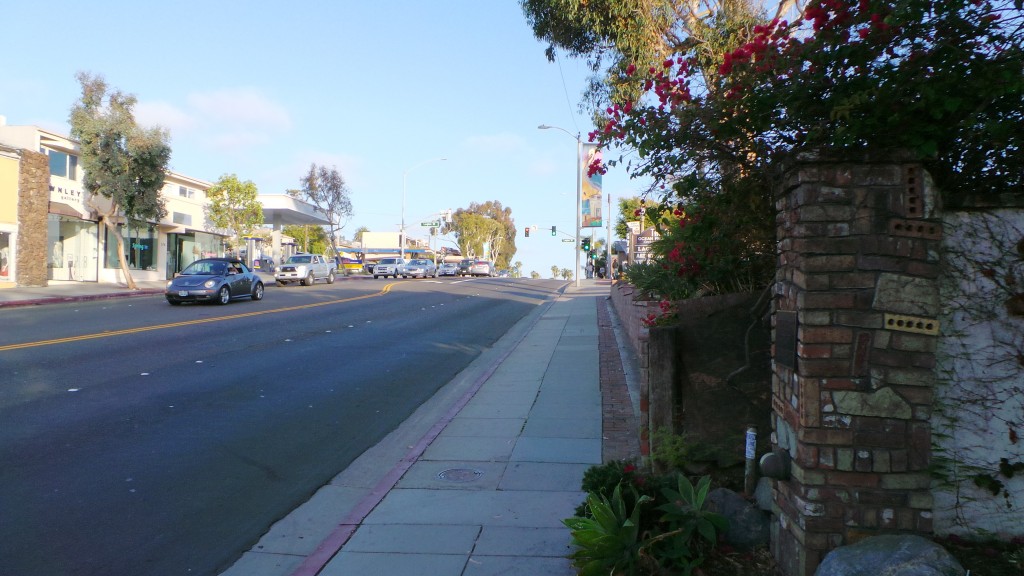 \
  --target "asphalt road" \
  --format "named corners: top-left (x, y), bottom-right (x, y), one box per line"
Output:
top-left (0, 276), bottom-right (564, 576)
